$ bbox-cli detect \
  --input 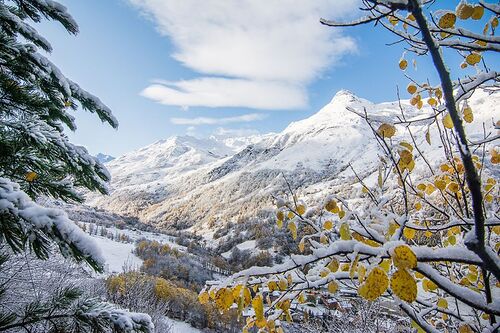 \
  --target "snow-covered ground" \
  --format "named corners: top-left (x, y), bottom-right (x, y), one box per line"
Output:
top-left (91, 236), bottom-right (142, 274)
top-left (221, 239), bottom-right (257, 258)
top-left (82, 222), bottom-right (185, 274)
top-left (164, 317), bottom-right (203, 333)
